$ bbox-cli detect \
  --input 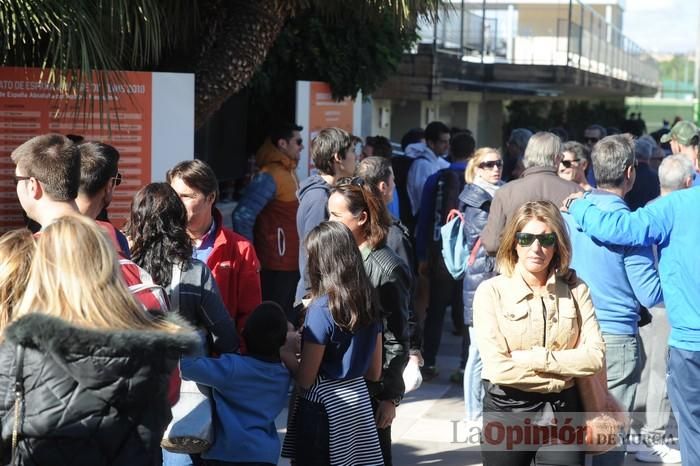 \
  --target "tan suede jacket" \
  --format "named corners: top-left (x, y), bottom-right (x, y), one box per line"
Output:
top-left (473, 265), bottom-right (605, 393)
